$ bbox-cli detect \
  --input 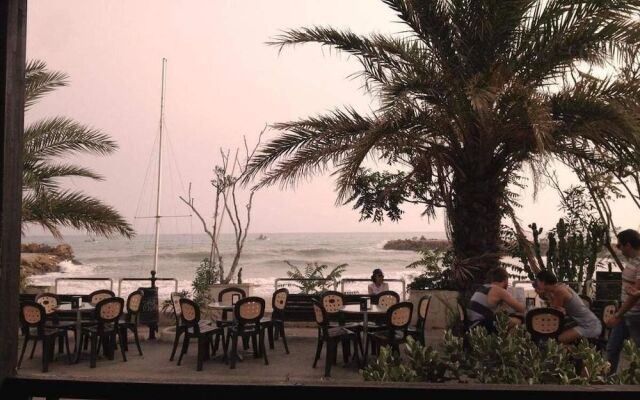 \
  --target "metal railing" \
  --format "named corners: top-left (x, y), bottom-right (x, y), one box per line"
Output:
top-left (340, 278), bottom-right (406, 300)
top-left (117, 277), bottom-right (178, 297)
top-left (54, 277), bottom-right (114, 293)
top-left (274, 278), bottom-right (337, 292)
